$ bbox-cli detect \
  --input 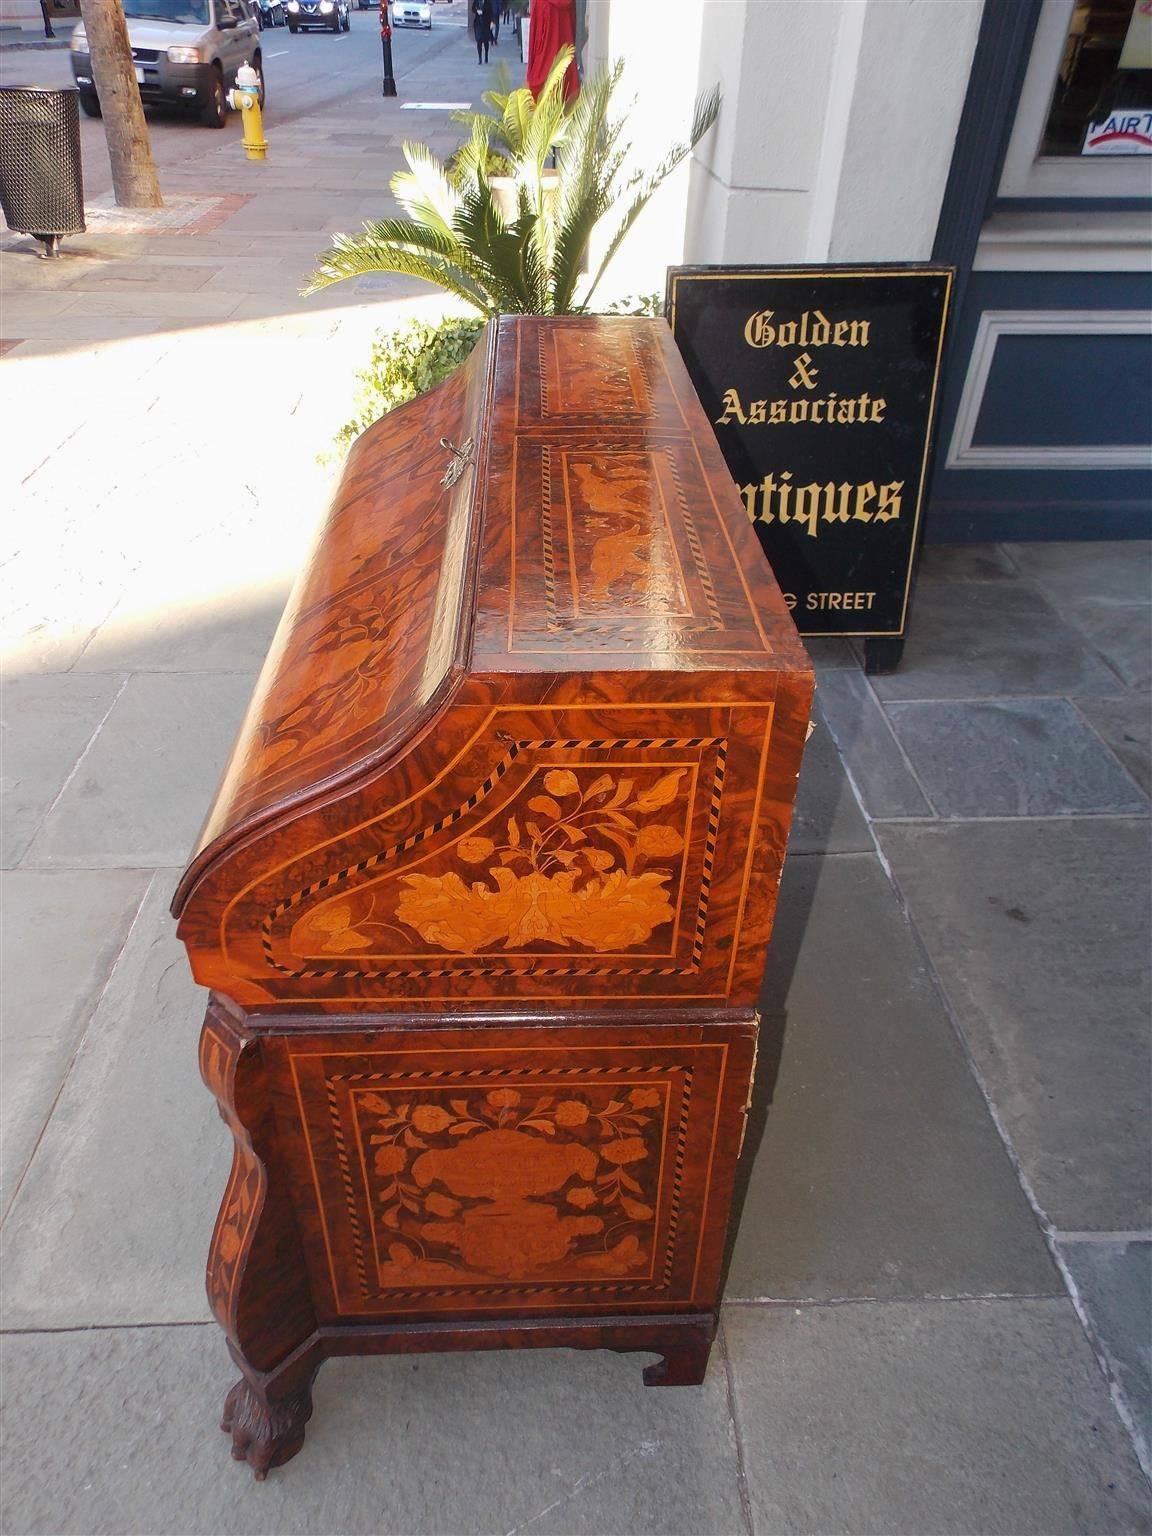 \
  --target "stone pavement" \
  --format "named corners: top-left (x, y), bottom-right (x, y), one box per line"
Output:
top-left (2, 21), bottom-right (1151, 1536)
